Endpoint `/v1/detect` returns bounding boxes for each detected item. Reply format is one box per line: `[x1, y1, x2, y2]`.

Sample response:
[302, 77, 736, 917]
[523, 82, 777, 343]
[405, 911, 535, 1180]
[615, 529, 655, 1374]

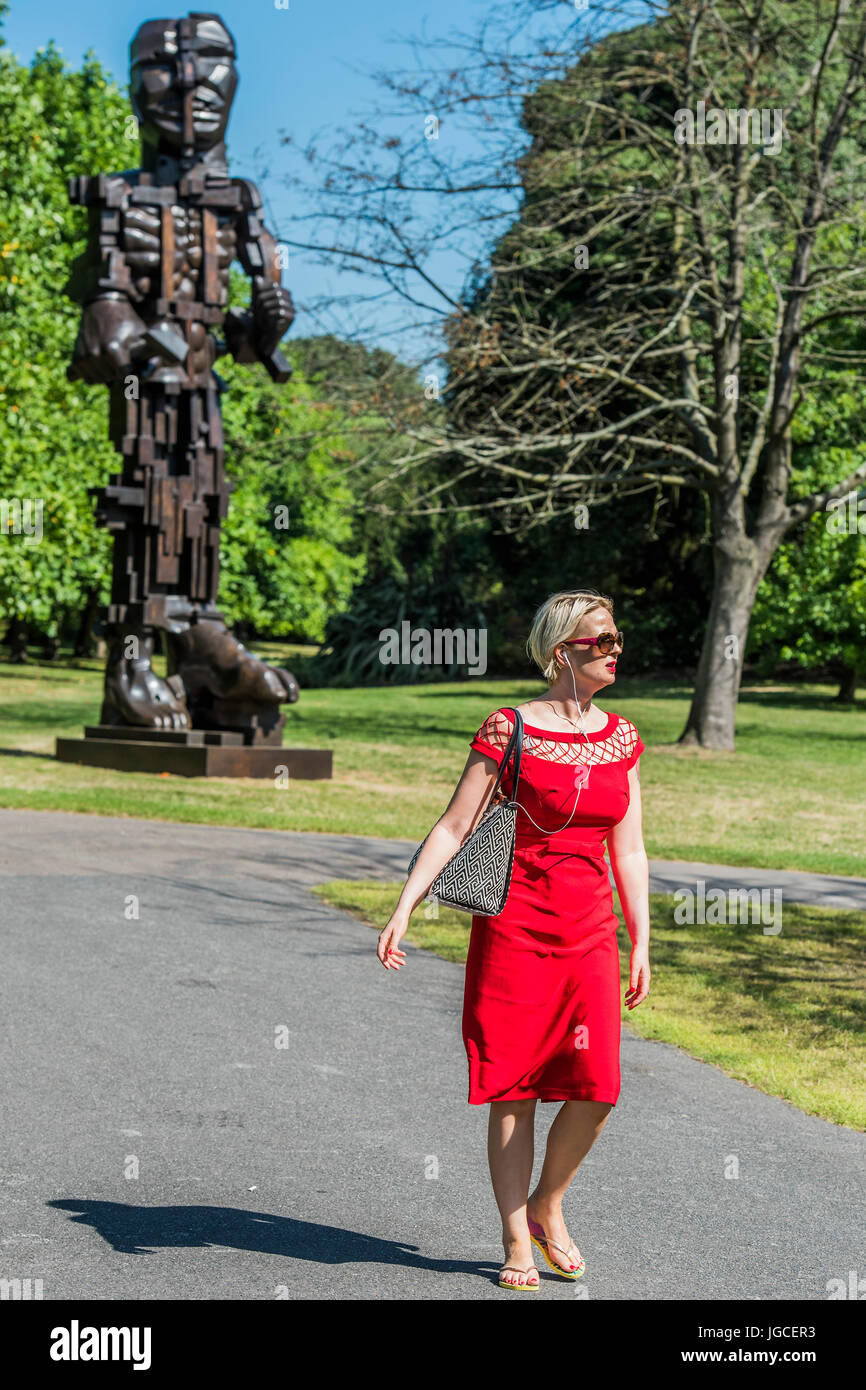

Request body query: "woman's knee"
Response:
[491, 1097, 537, 1119]
[561, 1098, 613, 1121]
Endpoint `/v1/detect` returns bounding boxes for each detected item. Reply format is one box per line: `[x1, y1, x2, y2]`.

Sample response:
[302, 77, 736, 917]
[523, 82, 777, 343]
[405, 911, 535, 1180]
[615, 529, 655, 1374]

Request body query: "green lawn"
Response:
[0, 656, 864, 875]
[312, 881, 866, 1131]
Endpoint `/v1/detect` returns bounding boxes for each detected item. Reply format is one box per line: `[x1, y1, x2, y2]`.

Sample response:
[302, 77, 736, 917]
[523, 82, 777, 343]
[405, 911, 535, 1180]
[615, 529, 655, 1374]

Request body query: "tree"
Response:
[217, 340, 365, 643]
[751, 430, 866, 700]
[282, 0, 866, 746]
[285, 334, 497, 683]
[0, 27, 129, 645]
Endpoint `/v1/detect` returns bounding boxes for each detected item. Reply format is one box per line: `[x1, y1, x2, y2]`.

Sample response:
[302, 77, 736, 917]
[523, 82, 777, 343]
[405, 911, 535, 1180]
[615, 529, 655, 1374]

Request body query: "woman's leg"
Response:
[527, 1099, 612, 1271]
[488, 1097, 539, 1287]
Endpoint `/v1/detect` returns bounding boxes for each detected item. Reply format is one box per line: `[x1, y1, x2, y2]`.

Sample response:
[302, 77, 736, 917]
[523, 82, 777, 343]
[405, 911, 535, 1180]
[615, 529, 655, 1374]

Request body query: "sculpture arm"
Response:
[66, 174, 148, 384]
[67, 297, 150, 384]
[225, 178, 294, 377]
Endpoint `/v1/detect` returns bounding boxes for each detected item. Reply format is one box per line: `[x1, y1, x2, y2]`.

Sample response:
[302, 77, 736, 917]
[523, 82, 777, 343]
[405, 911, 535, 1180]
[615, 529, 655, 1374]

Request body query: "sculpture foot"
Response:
[166, 617, 299, 713]
[101, 627, 191, 730]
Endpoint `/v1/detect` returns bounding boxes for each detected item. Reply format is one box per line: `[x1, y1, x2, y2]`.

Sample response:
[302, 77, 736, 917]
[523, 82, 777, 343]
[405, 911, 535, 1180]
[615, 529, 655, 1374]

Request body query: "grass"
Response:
[311, 881, 866, 1131]
[0, 656, 864, 874]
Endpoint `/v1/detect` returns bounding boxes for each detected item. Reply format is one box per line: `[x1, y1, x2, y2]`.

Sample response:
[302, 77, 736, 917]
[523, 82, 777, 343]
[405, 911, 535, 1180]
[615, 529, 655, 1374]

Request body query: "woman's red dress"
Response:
[461, 707, 645, 1106]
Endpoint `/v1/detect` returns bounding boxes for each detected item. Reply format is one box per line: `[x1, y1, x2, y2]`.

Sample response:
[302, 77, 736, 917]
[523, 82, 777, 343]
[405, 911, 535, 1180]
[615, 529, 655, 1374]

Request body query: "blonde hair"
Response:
[526, 589, 615, 684]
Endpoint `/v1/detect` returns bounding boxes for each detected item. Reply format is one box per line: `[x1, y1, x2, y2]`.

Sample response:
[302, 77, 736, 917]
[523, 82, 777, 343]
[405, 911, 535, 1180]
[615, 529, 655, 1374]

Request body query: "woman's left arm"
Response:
[607, 761, 651, 1009]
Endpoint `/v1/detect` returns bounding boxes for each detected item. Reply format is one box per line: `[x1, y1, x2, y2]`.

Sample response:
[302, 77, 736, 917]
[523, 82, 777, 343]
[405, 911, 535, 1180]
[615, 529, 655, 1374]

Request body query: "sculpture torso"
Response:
[123, 201, 236, 297]
[77, 169, 260, 389]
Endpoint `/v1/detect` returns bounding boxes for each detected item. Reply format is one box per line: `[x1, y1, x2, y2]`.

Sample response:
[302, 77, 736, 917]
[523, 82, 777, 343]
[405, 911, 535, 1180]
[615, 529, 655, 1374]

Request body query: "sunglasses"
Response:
[563, 630, 624, 656]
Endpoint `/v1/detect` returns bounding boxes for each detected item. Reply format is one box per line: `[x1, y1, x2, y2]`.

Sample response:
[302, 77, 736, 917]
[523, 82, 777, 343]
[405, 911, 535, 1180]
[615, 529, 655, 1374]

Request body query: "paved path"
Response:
[3, 808, 861, 906]
[0, 809, 863, 1300]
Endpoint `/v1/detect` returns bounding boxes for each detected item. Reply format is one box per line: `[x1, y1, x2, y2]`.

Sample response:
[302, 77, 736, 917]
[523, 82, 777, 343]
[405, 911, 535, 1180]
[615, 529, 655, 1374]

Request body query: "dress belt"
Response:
[515, 838, 607, 862]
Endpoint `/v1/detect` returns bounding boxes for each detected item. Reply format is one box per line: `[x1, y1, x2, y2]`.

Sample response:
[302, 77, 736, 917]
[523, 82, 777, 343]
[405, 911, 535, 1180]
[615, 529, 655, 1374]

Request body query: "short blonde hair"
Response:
[526, 589, 615, 684]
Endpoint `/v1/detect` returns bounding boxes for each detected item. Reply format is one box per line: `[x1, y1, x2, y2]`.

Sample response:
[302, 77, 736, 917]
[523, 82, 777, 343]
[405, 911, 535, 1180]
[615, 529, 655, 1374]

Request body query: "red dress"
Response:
[461, 707, 645, 1106]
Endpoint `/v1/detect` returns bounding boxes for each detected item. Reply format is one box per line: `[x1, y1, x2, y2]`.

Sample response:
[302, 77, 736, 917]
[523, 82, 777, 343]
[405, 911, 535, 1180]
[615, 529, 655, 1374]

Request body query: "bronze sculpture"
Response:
[64, 11, 305, 755]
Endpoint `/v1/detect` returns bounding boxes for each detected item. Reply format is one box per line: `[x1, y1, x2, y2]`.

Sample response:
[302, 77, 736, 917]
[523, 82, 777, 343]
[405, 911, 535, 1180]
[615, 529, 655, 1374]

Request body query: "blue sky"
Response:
[1, 0, 593, 360]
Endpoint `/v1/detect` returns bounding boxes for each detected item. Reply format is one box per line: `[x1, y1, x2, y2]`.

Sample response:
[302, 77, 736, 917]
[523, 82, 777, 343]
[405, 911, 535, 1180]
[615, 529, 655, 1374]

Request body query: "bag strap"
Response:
[487, 707, 523, 803]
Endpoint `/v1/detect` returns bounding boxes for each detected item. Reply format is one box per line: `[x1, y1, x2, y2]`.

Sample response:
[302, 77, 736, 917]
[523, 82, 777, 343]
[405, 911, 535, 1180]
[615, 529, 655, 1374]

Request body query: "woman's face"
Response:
[560, 608, 620, 688]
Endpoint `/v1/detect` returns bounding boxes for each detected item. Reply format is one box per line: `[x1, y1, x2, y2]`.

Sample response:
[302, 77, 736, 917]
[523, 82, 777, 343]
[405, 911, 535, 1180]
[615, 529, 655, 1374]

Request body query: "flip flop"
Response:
[498, 1261, 539, 1291]
[527, 1214, 586, 1280]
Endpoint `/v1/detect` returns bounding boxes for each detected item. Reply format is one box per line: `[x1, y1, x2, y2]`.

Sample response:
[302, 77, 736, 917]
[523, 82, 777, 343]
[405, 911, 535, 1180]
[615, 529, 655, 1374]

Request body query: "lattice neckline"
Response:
[475, 707, 639, 769]
[501, 709, 619, 742]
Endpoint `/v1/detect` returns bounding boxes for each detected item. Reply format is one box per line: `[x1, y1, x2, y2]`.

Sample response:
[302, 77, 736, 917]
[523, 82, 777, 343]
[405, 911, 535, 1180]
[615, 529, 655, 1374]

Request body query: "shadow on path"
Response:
[49, 1199, 492, 1280]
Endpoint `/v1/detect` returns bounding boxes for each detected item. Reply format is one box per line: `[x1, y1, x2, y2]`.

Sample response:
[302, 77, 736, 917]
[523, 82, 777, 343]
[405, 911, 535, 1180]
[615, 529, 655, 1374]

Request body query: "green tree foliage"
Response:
[217, 344, 364, 642]
[288, 333, 435, 575]
[0, 29, 129, 638]
[752, 519, 866, 698]
[752, 392, 866, 698]
[286, 334, 496, 683]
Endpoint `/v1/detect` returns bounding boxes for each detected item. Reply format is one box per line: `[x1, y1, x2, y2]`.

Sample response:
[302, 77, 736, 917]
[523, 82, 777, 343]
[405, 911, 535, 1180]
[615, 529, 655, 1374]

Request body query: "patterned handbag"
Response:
[407, 708, 524, 916]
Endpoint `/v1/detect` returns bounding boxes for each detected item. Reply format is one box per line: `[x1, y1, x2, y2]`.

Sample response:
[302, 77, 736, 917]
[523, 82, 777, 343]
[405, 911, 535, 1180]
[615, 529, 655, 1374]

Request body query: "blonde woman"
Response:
[378, 590, 651, 1291]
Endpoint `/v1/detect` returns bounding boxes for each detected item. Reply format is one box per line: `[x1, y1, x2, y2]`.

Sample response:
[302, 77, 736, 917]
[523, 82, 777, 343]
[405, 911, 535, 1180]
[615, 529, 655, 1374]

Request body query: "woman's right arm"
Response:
[376, 748, 501, 971]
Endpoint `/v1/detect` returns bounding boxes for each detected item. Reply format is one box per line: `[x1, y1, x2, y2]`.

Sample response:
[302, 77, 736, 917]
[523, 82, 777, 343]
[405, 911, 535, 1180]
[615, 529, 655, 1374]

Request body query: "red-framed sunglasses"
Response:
[563, 630, 624, 656]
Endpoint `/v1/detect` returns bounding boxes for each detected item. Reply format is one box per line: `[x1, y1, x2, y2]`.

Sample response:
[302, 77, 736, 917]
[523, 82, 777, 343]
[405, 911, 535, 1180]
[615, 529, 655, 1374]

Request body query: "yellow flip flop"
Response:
[498, 1262, 539, 1291]
[527, 1215, 586, 1279]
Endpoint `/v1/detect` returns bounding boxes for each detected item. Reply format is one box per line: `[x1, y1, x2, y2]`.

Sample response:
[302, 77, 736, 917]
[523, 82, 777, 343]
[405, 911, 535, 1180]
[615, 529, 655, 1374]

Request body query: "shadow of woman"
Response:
[49, 1199, 491, 1280]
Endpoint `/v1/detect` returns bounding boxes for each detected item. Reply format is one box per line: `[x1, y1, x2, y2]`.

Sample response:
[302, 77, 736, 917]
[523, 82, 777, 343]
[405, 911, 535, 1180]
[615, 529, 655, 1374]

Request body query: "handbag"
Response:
[407, 708, 524, 917]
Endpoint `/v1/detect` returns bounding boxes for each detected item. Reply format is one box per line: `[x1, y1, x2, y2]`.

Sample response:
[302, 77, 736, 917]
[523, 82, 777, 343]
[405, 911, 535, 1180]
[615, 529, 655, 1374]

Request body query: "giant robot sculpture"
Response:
[60, 12, 322, 775]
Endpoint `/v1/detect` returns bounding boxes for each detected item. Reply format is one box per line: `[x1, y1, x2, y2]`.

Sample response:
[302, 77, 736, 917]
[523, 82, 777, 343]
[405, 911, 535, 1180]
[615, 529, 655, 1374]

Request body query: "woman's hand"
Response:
[377, 912, 409, 971]
[374, 748, 501, 975]
[625, 946, 651, 1009]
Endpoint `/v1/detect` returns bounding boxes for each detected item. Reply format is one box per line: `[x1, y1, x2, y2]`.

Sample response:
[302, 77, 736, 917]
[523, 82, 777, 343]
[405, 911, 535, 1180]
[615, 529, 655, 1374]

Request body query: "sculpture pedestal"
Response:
[55, 726, 332, 779]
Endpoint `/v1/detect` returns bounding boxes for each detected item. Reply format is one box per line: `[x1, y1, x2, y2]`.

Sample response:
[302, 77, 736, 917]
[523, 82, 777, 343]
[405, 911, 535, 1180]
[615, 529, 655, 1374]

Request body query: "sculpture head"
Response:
[130, 12, 238, 161]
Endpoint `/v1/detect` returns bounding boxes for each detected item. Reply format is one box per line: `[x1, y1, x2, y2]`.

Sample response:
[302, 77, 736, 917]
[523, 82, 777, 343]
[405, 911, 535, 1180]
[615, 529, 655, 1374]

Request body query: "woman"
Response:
[377, 590, 651, 1291]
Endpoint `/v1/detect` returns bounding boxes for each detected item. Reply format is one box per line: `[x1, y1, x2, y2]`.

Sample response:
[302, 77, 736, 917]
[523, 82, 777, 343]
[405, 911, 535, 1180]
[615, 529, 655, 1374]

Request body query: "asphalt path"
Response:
[0, 808, 863, 1300]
